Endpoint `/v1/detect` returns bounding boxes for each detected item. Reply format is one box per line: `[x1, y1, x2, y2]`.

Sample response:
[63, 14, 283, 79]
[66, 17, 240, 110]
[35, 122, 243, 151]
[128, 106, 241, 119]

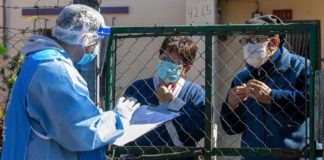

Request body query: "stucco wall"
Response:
[4, 0, 186, 26]
[102, 0, 186, 26]
[3, 0, 323, 68]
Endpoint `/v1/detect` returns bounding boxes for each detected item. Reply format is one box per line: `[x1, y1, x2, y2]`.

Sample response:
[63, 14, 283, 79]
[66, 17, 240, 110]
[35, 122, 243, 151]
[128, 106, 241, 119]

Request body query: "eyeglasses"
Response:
[160, 56, 184, 65]
[239, 36, 269, 45]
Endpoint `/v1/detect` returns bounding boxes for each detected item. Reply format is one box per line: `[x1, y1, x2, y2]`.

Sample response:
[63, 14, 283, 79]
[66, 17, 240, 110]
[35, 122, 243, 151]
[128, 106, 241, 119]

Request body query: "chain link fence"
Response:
[105, 24, 322, 159]
[0, 27, 30, 106]
[0, 2, 69, 109]
[0, 3, 323, 159]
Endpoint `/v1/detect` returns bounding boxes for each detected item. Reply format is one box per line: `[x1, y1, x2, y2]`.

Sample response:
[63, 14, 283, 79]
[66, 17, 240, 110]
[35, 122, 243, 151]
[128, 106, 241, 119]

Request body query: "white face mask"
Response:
[243, 41, 271, 68]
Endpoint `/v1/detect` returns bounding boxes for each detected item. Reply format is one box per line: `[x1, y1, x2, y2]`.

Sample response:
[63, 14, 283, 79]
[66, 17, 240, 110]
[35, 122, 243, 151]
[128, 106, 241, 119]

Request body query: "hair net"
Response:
[52, 4, 106, 46]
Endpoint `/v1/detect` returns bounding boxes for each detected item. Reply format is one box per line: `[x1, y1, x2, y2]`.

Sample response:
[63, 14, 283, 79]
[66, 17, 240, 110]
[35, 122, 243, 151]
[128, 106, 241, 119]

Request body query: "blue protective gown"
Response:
[1, 35, 124, 160]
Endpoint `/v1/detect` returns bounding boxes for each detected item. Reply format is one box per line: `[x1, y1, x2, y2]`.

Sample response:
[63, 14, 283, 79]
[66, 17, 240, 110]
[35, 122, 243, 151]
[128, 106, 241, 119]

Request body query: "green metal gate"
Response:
[103, 23, 321, 159]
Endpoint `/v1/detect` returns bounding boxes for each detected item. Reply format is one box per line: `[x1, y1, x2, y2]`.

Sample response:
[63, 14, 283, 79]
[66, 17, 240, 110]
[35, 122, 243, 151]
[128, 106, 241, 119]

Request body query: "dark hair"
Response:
[73, 0, 102, 11]
[159, 36, 198, 66]
[34, 28, 53, 37]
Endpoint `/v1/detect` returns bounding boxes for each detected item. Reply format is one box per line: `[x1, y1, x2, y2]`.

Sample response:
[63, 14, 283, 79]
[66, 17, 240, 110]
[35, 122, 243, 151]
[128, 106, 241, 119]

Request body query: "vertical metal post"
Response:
[104, 35, 114, 111]
[204, 33, 213, 160]
[309, 23, 318, 160]
[2, 0, 7, 52]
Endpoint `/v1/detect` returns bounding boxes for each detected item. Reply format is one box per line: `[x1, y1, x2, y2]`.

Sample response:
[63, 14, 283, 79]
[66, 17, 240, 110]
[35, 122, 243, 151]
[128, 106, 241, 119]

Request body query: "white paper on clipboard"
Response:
[112, 104, 180, 146]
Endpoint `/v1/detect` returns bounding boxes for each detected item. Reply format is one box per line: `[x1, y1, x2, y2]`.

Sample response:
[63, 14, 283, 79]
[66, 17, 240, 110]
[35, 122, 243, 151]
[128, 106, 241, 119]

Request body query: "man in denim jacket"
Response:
[221, 15, 311, 160]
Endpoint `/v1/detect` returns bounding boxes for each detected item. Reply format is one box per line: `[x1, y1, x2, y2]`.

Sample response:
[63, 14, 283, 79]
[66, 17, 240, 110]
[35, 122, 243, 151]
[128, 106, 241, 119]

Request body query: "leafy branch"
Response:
[0, 44, 24, 118]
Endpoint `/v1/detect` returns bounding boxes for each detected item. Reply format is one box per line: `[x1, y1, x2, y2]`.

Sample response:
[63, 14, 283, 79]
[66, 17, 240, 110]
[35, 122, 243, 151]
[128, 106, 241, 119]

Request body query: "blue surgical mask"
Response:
[155, 60, 182, 84]
[77, 45, 99, 65]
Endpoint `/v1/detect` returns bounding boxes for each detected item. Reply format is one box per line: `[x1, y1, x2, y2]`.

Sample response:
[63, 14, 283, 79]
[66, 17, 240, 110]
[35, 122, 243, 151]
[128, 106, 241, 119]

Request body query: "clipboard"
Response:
[112, 104, 180, 146]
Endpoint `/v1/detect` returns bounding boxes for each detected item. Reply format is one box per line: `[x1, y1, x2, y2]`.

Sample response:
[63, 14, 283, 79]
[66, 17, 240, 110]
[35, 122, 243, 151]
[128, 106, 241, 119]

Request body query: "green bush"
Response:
[0, 45, 24, 119]
[0, 44, 6, 56]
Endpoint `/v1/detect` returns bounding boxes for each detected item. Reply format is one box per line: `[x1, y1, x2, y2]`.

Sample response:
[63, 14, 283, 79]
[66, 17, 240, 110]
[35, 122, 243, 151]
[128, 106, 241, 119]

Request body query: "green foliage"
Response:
[1, 53, 23, 89]
[0, 52, 24, 119]
[7, 74, 17, 89]
[0, 44, 6, 56]
[0, 107, 5, 120]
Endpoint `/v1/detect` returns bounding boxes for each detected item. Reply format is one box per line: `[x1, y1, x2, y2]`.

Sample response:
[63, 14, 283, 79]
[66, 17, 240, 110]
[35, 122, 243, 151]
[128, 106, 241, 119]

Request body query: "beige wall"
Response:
[219, 0, 324, 68]
[102, 0, 186, 26]
[2, 0, 187, 55]
[2, 0, 323, 64]
[5, 0, 186, 27]
[4, 0, 186, 26]
[5, 1, 69, 29]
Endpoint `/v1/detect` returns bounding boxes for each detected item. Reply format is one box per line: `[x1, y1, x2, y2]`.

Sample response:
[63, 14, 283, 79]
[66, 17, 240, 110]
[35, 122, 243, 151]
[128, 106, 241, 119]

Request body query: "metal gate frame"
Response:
[103, 23, 320, 159]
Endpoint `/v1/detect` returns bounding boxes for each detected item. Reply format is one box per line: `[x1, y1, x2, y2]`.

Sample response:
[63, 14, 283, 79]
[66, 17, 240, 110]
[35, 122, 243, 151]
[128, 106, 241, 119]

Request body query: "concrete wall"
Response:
[102, 0, 186, 26]
[2, 0, 323, 64]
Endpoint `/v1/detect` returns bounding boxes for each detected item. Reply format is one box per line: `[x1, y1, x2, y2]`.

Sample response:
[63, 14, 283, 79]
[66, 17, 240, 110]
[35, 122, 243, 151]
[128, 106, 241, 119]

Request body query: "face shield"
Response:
[85, 27, 111, 46]
[74, 26, 111, 71]
[95, 27, 111, 75]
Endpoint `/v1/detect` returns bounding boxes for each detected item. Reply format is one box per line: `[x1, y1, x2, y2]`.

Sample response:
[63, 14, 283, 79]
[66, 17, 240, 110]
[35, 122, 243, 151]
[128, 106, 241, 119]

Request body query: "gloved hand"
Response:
[156, 85, 174, 103]
[114, 97, 140, 120]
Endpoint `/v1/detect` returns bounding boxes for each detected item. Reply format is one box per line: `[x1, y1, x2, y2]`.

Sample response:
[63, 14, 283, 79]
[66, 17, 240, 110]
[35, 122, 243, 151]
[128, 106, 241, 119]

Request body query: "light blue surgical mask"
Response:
[155, 60, 182, 84]
[77, 45, 99, 65]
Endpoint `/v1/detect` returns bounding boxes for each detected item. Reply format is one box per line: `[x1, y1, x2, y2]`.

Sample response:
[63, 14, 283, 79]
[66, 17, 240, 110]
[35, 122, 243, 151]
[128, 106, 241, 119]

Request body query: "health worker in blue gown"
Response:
[1, 4, 139, 160]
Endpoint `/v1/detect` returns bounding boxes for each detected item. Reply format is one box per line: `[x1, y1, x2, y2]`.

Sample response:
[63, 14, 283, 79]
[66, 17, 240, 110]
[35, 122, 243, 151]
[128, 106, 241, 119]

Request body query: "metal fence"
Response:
[315, 70, 324, 144]
[104, 24, 322, 159]
[0, 27, 28, 106]
[0, 7, 323, 158]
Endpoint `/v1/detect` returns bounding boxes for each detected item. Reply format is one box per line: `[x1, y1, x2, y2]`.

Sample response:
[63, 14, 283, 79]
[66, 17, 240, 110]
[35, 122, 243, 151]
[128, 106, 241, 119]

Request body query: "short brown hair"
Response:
[159, 36, 198, 66]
